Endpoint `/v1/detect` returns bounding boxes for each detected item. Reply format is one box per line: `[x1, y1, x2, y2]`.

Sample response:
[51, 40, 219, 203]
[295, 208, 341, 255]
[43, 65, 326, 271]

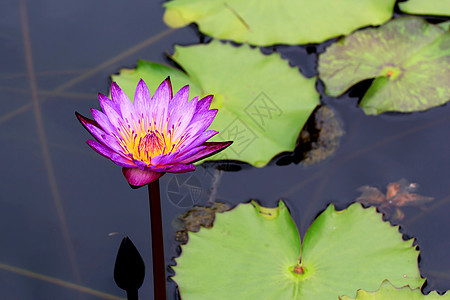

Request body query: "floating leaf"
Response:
[399, 0, 450, 17]
[112, 41, 319, 167]
[173, 201, 424, 299]
[163, 0, 395, 46]
[438, 21, 450, 31]
[318, 16, 450, 115]
[340, 280, 450, 299]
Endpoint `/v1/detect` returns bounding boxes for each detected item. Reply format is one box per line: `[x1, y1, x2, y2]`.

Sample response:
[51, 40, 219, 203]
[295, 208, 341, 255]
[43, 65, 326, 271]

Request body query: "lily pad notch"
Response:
[173, 200, 424, 299]
[318, 16, 450, 115]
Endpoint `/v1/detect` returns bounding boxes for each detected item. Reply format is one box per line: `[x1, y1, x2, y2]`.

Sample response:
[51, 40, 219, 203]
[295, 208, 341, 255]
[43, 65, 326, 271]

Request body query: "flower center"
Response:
[141, 131, 166, 157]
[115, 116, 190, 166]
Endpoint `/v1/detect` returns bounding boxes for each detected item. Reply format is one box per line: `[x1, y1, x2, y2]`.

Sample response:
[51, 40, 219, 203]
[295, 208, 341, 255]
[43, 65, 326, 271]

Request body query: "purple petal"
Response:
[122, 167, 164, 187]
[172, 96, 198, 140]
[111, 82, 136, 125]
[101, 134, 125, 153]
[86, 138, 132, 169]
[98, 93, 120, 115]
[180, 141, 233, 164]
[86, 139, 115, 159]
[78, 114, 105, 139]
[169, 85, 189, 114]
[110, 153, 135, 168]
[186, 109, 218, 137]
[83, 122, 110, 145]
[149, 153, 177, 167]
[179, 130, 219, 151]
[168, 85, 190, 131]
[189, 108, 217, 125]
[171, 145, 207, 163]
[77, 112, 124, 154]
[91, 109, 117, 135]
[98, 93, 124, 129]
[166, 163, 195, 173]
[195, 95, 213, 113]
[132, 158, 151, 171]
[151, 78, 172, 131]
[134, 79, 151, 118]
[76, 112, 100, 130]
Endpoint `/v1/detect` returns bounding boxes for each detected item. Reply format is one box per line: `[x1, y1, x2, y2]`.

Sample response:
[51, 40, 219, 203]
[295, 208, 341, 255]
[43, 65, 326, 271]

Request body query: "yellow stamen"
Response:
[115, 116, 186, 165]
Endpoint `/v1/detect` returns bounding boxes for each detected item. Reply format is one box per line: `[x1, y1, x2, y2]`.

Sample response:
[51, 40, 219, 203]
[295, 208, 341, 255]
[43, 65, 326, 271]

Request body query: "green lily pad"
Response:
[163, 0, 395, 46]
[111, 61, 202, 98]
[173, 202, 424, 299]
[399, 0, 450, 16]
[112, 41, 319, 167]
[438, 21, 450, 31]
[340, 280, 450, 299]
[318, 16, 450, 115]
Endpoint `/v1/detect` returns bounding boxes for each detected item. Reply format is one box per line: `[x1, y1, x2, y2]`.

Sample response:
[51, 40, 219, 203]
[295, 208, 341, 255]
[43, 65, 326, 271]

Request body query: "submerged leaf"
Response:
[318, 16, 450, 115]
[399, 0, 450, 16]
[163, 0, 395, 46]
[356, 179, 433, 222]
[173, 201, 424, 299]
[295, 106, 344, 165]
[340, 280, 450, 299]
[175, 202, 231, 244]
[112, 41, 319, 167]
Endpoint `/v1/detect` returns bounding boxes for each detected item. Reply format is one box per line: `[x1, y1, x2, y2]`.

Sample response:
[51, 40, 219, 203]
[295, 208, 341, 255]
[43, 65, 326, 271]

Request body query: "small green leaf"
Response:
[340, 280, 450, 299]
[399, 0, 450, 16]
[173, 202, 424, 299]
[112, 41, 319, 167]
[318, 16, 450, 115]
[163, 0, 395, 46]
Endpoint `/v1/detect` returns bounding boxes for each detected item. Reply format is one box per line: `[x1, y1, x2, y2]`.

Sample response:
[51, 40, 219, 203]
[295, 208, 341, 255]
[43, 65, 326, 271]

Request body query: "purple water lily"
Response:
[76, 78, 232, 187]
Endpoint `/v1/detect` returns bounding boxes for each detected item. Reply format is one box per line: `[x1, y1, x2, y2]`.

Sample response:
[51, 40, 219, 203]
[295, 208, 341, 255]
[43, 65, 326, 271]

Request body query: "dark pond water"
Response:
[1, 0, 449, 299]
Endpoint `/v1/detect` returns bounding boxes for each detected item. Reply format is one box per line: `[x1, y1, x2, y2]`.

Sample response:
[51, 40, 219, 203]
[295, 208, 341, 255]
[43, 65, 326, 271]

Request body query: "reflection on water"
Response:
[1, 0, 449, 299]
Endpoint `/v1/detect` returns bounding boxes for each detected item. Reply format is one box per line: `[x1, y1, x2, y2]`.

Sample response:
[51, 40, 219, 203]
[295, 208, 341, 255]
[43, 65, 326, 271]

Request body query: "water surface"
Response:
[1, 0, 449, 299]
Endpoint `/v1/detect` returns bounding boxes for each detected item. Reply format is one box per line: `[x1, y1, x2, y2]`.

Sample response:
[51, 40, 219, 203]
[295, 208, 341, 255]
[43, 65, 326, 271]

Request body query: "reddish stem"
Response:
[148, 180, 166, 300]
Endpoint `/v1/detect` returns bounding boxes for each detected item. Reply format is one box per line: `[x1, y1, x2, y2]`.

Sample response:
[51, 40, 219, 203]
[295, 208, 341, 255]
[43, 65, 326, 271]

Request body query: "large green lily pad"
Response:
[111, 61, 202, 99]
[112, 41, 319, 167]
[163, 0, 395, 46]
[340, 280, 450, 299]
[318, 16, 450, 115]
[173, 202, 424, 299]
[399, 0, 450, 16]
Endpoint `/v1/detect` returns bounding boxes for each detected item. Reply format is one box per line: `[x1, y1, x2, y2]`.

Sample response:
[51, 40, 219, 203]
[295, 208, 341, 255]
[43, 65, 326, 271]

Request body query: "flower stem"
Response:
[148, 179, 166, 300]
[126, 289, 138, 300]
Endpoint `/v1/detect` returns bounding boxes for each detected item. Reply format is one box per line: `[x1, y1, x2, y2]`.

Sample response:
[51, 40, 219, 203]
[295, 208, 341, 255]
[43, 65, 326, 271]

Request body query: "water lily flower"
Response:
[76, 78, 232, 187]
